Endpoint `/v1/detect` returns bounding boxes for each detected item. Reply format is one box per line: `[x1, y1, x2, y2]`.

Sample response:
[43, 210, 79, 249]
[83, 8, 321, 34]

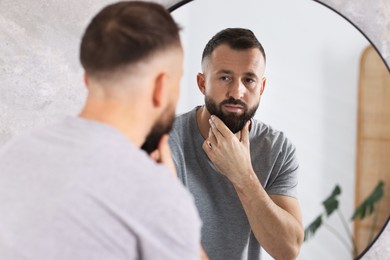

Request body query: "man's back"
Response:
[0, 117, 201, 260]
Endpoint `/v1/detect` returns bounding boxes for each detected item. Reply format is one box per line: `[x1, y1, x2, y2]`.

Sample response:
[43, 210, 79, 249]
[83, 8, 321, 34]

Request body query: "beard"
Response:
[141, 106, 175, 154]
[205, 96, 259, 133]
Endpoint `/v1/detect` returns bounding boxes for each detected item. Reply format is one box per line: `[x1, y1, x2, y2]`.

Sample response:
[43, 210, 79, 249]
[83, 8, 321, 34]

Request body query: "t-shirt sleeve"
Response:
[265, 137, 299, 198]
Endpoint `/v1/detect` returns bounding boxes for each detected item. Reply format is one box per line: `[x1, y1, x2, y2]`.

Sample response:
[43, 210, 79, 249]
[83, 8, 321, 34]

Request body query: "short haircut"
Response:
[201, 28, 266, 64]
[80, 1, 181, 78]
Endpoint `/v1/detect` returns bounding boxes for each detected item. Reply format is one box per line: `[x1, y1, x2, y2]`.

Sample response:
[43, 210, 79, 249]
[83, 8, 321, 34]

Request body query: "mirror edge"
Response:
[353, 216, 390, 260]
[168, 0, 193, 12]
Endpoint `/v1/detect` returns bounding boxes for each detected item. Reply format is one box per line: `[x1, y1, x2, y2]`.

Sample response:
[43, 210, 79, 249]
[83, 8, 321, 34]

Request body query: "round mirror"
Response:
[0, 0, 388, 258]
[170, 0, 390, 259]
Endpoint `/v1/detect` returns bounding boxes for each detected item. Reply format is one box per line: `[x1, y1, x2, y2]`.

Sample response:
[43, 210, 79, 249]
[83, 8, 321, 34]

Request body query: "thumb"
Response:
[157, 135, 170, 162]
[157, 135, 177, 176]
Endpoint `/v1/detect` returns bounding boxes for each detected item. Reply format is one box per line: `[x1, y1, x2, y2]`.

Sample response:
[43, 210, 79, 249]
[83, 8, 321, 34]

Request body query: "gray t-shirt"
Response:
[169, 107, 299, 260]
[0, 117, 201, 260]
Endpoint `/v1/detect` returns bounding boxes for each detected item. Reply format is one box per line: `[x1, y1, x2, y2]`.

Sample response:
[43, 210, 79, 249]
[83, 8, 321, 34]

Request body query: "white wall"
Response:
[171, 0, 369, 259]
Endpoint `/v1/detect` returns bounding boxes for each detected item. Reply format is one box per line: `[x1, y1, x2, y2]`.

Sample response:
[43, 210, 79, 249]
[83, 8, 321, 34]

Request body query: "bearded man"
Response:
[169, 28, 304, 260]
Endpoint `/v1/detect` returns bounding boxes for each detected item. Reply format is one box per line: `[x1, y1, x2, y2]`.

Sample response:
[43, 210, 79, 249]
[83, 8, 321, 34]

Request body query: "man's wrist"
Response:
[229, 169, 258, 192]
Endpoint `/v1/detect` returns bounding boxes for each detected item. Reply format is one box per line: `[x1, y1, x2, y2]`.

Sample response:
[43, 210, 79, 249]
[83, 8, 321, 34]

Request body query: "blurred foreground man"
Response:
[169, 28, 304, 260]
[0, 2, 202, 259]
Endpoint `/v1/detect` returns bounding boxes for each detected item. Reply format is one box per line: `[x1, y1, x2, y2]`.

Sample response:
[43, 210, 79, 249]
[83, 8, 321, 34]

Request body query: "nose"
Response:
[228, 79, 245, 99]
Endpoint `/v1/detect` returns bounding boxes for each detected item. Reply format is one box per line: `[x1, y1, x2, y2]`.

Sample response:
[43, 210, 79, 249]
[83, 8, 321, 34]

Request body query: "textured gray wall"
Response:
[315, 0, 390, 70]
[0, 0, 388, 144]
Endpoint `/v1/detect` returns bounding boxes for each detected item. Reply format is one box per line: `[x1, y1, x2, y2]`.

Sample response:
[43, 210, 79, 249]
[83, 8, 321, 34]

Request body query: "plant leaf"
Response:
[351, 181, 384, 220]
[304, 215, 323, 241]
[322, 185, 341, 216]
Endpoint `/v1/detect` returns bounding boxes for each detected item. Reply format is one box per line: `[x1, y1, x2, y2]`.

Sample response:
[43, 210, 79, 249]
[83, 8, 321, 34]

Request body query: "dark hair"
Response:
[201, 28, 266, 64]
[80, 1, 181, 77]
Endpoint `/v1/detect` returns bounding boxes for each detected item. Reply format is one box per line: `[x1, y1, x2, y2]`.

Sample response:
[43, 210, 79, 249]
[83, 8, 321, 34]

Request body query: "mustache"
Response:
[220, 97, 248, 108]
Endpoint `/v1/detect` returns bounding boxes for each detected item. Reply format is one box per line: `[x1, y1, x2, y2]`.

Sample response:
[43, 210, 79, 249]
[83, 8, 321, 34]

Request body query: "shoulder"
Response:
[171, 109, 196, 131]
[169, 108, 197, 144]
[249, 120, 299, 196]
[71, 158, 201, 258]
[78, 145, 201, 233]
[249, 119, 297, 158]
[0, 118, 65, 155]
[104, 151, 199, 220]
[251, 119, 293, 144]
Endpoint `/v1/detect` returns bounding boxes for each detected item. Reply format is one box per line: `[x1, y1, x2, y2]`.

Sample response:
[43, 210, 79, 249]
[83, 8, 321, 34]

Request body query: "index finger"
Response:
[210, 115, 234, 137]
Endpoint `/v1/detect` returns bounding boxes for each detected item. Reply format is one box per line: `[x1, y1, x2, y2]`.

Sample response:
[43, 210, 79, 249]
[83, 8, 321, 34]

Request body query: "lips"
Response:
[223, 104, 244, 113]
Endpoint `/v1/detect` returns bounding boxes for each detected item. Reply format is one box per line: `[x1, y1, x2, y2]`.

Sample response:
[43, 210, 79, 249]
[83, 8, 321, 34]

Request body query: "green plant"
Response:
[304, 180, 385, 258]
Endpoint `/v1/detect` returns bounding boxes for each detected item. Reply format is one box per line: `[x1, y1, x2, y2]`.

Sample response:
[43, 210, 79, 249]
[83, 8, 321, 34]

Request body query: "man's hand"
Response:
[149, 134, 177, 176]
[202, 115, 253, 185]
[200, 245, 209, 260]
[203, 115, 304, 259]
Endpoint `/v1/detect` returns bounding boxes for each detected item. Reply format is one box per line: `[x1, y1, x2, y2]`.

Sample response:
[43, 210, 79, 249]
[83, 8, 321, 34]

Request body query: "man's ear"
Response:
[197, 73, 206, 95]
[152, 72, 167, 108]
[83, 72, 89, 88]
[260, 77, 267, 95]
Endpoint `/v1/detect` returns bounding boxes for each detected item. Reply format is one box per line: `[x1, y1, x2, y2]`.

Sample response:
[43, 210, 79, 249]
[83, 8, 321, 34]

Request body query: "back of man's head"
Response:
[80, 1, 181, 80]
[201, 28, 266, 64]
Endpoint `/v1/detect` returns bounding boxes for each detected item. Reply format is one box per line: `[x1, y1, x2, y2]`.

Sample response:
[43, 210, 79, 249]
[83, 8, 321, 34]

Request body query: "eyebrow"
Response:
[243, 72, 258, 79]
[216, 69, 258, 79]
[216, 69, 234, 75]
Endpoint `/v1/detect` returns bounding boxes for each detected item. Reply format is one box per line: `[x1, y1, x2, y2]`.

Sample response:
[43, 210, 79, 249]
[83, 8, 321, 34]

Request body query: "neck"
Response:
[79, 99, 148, 148]
[196, 106, 211, 140]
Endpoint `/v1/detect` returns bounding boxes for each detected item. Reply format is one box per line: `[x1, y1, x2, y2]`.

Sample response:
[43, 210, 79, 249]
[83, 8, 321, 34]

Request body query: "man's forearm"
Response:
[232, 171, 304, 260]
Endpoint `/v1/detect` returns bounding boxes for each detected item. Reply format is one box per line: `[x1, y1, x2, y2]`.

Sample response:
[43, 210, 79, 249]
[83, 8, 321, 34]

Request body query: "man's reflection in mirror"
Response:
[169, 28, 304, 260]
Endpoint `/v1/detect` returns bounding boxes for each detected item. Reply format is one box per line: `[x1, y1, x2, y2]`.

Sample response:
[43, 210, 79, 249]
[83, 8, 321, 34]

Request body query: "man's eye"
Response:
[245, 78, 255, 83]
[220, 76, 231, 81]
